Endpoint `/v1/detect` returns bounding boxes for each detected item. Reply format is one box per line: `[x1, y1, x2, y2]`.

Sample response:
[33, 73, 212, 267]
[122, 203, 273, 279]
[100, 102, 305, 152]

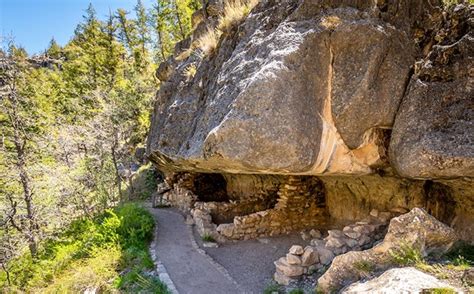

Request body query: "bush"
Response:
[1, 202, 166, 293]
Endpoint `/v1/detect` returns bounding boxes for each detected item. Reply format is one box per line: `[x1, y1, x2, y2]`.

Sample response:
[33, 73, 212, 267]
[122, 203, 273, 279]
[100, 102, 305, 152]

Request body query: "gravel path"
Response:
[148, 207, 240, 294]
[194, 228, 310, 293]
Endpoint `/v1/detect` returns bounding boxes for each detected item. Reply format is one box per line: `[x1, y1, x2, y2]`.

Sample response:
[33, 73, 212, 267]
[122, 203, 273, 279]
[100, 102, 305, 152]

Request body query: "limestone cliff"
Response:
[147, 0, 473, 241]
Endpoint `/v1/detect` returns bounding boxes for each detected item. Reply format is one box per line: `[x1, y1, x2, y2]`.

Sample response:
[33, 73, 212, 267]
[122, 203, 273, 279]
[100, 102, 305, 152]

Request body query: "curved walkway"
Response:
[148, 207, 241, 294]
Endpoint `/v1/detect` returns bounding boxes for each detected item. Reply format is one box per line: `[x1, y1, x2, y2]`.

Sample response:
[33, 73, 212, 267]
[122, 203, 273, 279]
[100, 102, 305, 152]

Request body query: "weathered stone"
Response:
[301, 247, 319, 266]
[202, 241, 218, 248]
[216, 223, 234, 237]
[369, 209, 379, 217]
[342, 267, 459, 293]
[274, 257, 304, 277]
[311, 238, 325, 247]
[289, 245, 304, 255]
[389, 3, 473, 179]
[325, 236, 345, 249]
[315, 246, 335, 265]
[328, 230, 344, 238]
[318, 208, 458, 292]
[344, 238, 359, 248]
[377, 212, 392, 223]
[309, 229, 322, 239]
[274, 270, 293, 286]
[462, 268, 474, 287]
[343, 229, 362, 240]
[286, 253, 302, 265]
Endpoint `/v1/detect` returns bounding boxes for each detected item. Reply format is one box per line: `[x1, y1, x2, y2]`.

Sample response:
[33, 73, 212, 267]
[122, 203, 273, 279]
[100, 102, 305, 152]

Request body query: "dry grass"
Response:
[194, 0, 259, 57]
[183, 63, 197, 80]
[218, 0, 259, 32]
[196, 27, 222, 56]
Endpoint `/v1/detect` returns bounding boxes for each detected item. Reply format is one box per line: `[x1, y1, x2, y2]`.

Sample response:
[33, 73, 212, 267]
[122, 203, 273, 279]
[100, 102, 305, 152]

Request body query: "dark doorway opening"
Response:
[192, 173, 229, 202]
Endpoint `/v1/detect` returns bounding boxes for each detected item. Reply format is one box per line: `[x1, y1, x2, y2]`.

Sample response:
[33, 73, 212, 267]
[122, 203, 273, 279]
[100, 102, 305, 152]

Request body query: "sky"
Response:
[1, 0, 153, 55]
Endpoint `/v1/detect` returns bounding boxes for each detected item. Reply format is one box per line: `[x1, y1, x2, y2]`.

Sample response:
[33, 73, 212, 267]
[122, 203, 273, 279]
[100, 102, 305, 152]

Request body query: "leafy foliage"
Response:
[1, 0, 201, 291]
[0, 203, 167, 293]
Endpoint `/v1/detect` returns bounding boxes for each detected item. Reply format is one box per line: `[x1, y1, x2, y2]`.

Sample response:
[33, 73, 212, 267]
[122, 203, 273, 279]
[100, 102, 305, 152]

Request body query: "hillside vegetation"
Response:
[0, 0, 200, 291]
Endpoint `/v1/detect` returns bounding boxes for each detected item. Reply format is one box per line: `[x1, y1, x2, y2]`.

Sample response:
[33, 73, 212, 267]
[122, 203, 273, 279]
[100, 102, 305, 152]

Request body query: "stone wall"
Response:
[216, 176, 327, 240]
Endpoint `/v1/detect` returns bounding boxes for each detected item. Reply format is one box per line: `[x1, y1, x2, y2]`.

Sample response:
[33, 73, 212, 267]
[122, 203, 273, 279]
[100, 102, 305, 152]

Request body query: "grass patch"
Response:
[217, 0, 259, 32]
[0, 203, 168, 293]
[289, 288, 305, 294]
[421, 288, 457, 294]
[196, 28, 222, 56]
[263, 282, 282, 294]
[446, 243, 474, 266]
[353, 260, 375, 274]
[390, 243, 425, 267]
[201, 233, 216, 242]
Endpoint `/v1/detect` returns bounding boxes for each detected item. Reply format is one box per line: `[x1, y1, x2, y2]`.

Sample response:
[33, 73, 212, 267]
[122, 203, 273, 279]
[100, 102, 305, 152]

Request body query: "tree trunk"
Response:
[111, 130, 123, 202]
[174, 2, 186, 40]
[9, 96, 38, 257]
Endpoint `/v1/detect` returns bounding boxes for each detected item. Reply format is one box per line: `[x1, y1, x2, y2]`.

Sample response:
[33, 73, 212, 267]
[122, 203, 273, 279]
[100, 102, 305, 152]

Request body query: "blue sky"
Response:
[1, 0, 153, 55]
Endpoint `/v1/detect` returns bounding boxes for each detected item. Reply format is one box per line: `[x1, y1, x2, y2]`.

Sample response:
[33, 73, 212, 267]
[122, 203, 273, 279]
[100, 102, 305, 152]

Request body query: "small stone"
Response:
[274, 257, 304, 277]
[370, 209, 380, 217]
[325, 236, 345, 248]
[378, 212, 392, 223]
[185, 215, 194, 225]
[289, 245, 304, 255]
[286, 253, 302, 265]
[356, 221, 369, 225]
[344, 238, 359, 248]
[301, 230, 312, 241]
[344, 230, 362, 239]
[216, 223, 235, 237]
[311, 238, 326, 247]
[358, 235, 372, 246]
[353, 225, 370, 234]
[202, 242, 218, 248]
[274, 271, 293, 286]
[328, 230, 343, 238]
[310, 229, 322, 239]
[301, 247, 319, 266]
[389, 207, 409, 215]
[315, 246, 335, 265]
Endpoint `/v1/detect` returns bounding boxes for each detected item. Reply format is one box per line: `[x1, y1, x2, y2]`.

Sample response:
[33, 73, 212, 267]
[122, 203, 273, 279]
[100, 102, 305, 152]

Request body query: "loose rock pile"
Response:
[274, 209, 394, 285]
[318, 208, 458, 292]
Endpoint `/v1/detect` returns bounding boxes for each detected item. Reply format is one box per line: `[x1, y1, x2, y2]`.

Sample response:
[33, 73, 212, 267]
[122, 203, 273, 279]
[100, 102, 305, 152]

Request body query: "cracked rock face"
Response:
[147, 0, 472, 179]
[147, 0, 425, 175]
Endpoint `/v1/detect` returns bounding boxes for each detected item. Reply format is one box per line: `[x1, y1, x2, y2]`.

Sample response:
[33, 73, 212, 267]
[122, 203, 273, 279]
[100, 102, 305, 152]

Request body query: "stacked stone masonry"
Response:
[274, 209, 393, 285]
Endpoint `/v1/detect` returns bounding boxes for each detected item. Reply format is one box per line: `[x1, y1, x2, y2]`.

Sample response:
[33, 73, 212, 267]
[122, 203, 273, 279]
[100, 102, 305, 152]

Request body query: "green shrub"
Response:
[353, 260, 375, 273]
[390, 243, 425, 266]
[115, 203, 155, 246]
[201, 234, 216, 242]
[289, 288, 305, 294]
[1, 202, 165, 293]
[263, 282, 281, 294]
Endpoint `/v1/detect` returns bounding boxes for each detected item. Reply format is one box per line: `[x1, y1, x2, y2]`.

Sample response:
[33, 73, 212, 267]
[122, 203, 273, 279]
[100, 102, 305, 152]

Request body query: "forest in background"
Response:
[0, 0, 200, 292]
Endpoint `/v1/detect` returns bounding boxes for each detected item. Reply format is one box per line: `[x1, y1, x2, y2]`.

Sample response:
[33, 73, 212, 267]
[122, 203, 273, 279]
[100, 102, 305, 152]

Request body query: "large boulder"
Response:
[342, 267, 458, 293]
[146, 0, 444, 176]
[317, 208, 457, 292]
[390, 4, 474, 179]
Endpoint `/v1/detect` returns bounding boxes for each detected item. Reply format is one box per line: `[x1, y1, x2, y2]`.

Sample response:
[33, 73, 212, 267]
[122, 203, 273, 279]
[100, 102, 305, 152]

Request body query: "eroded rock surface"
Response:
[147, 0, 445, 175]
[342, 267, 458, 294]
[317, 208, 457, 292]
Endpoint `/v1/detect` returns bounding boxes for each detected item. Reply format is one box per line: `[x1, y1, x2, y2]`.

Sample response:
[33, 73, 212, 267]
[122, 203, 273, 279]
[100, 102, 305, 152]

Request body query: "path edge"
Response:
[150, 221, 180, 294]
